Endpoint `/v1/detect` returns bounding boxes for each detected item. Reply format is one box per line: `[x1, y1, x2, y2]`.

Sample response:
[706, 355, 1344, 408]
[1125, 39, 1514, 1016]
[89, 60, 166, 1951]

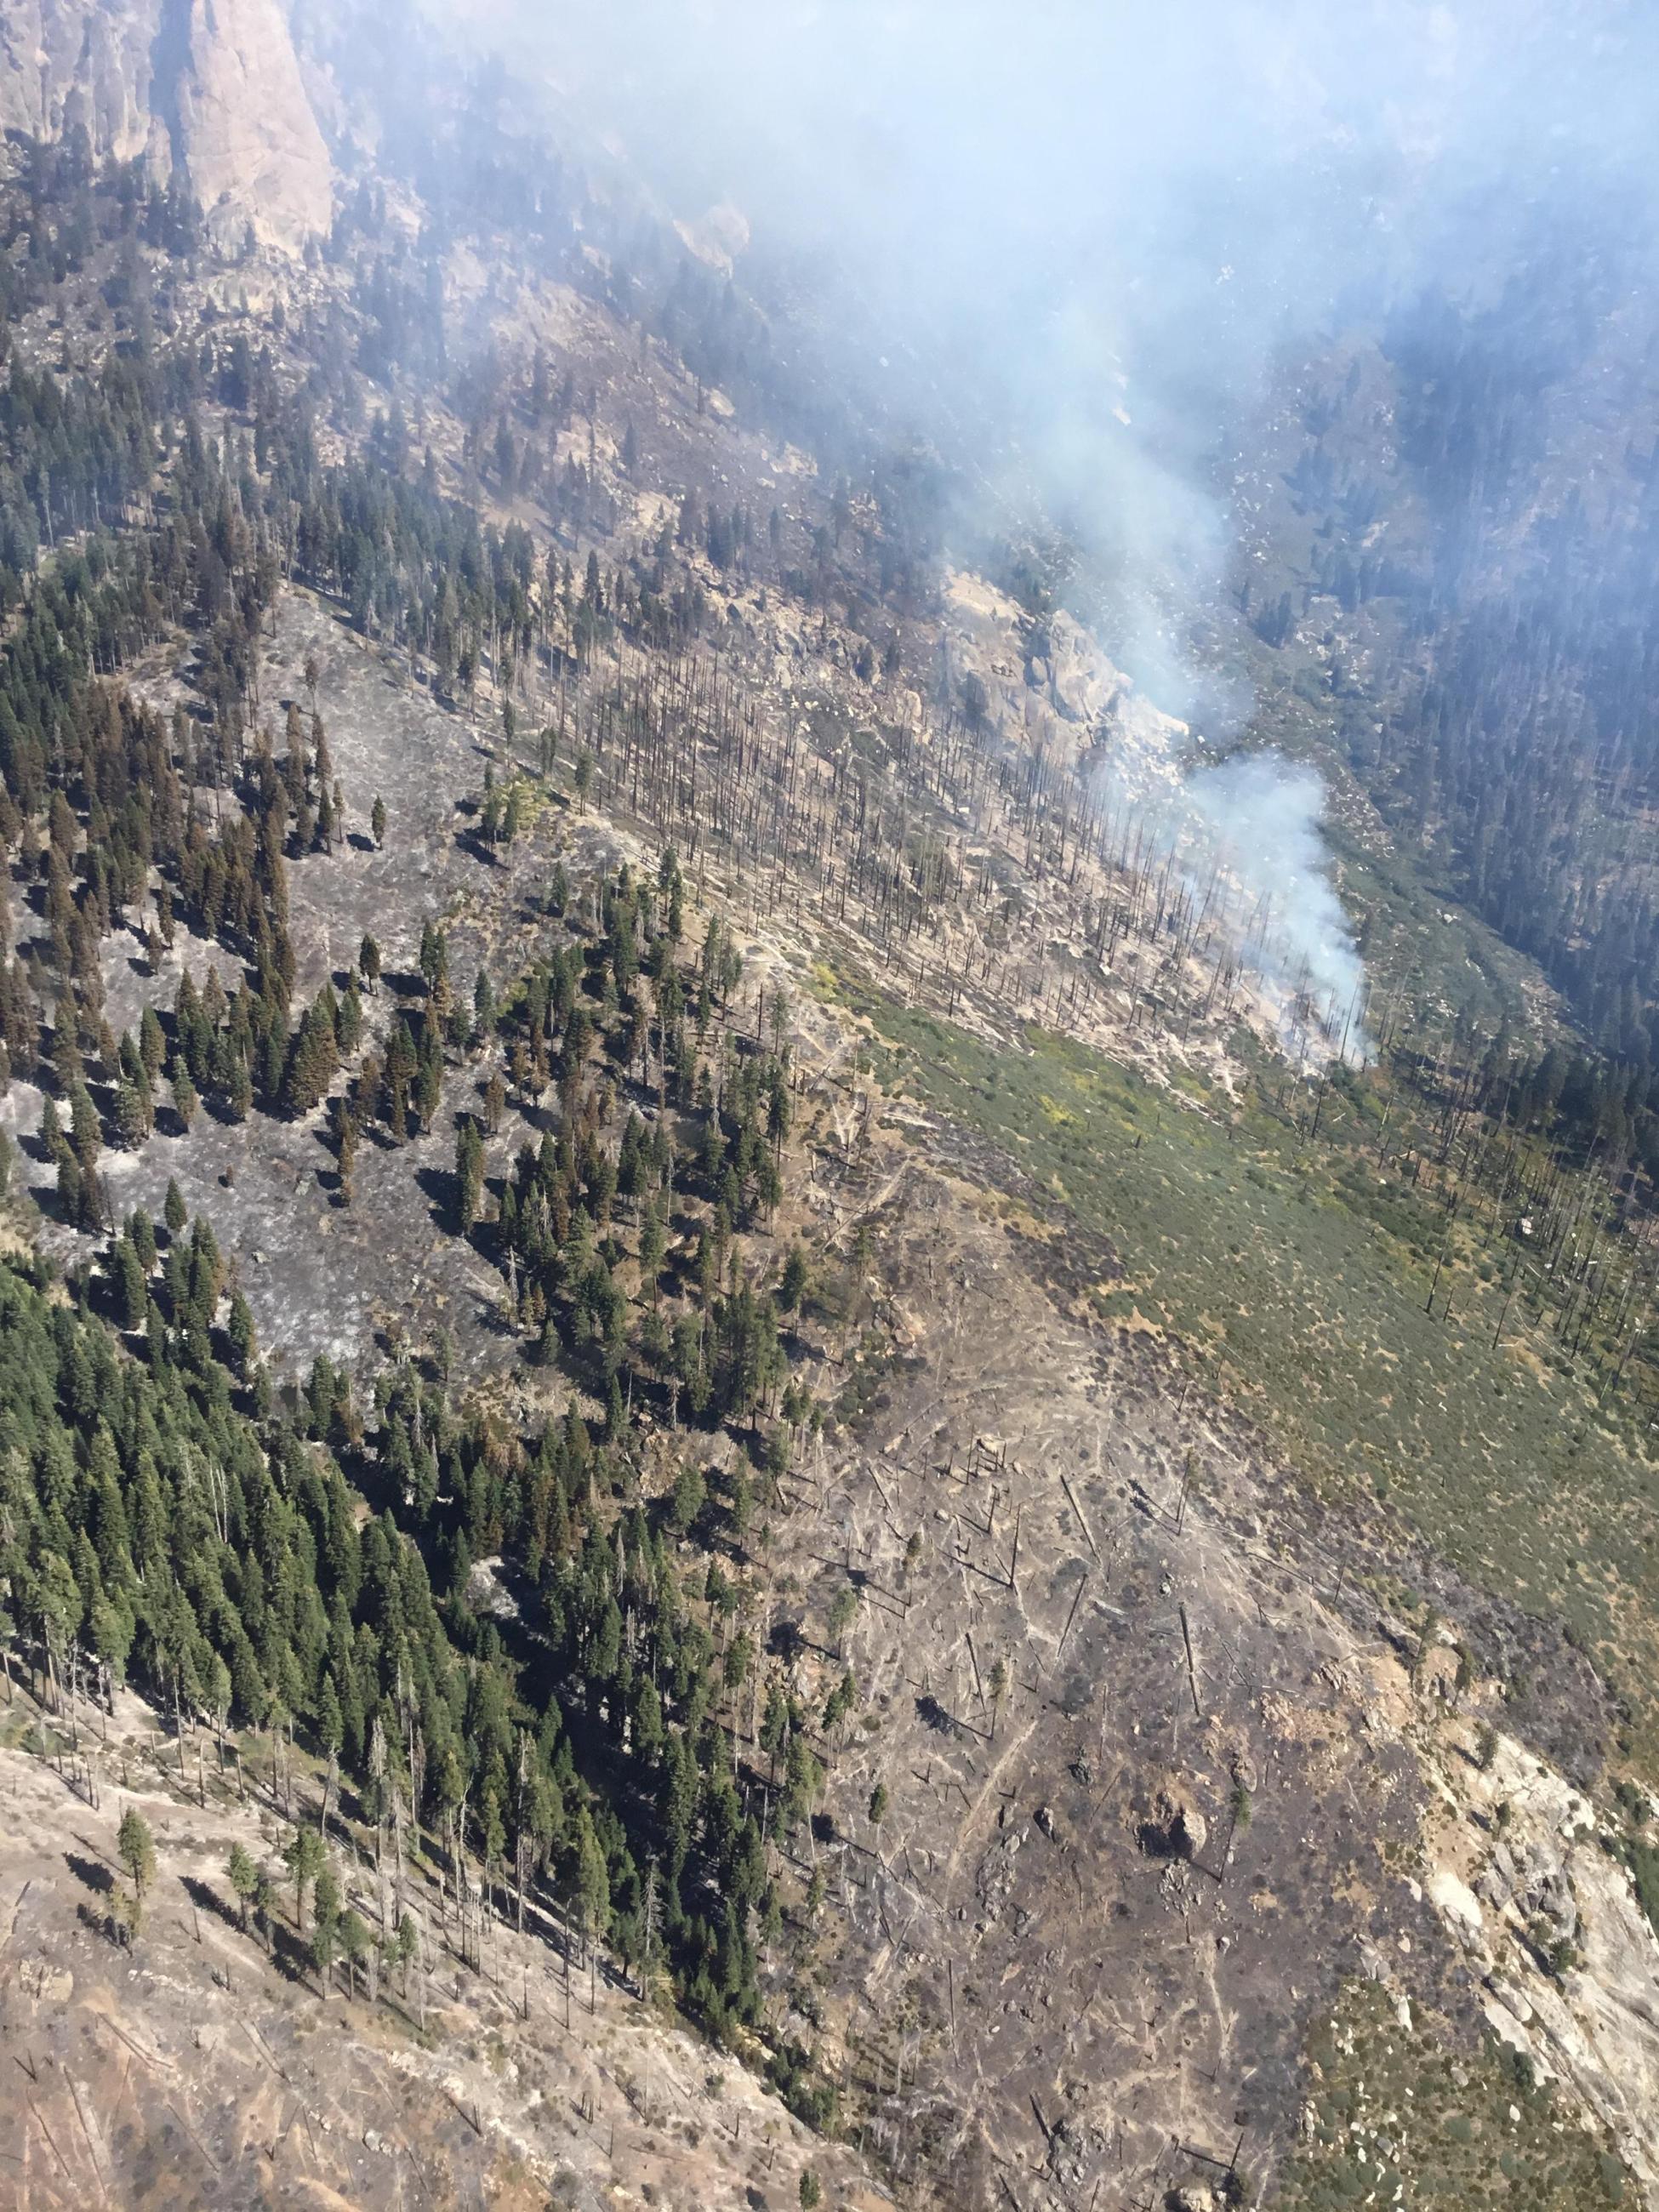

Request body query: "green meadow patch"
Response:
[830, 971, 1659, 1773]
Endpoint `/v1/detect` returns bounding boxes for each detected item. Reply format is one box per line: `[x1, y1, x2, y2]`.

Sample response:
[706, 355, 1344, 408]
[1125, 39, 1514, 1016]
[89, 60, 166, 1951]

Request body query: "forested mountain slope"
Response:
[0, 7, 1654, 2210]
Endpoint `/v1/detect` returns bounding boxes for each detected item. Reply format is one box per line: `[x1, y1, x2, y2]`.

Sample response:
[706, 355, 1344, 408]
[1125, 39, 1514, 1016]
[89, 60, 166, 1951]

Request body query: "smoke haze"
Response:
[430, 0, 1659, 1050]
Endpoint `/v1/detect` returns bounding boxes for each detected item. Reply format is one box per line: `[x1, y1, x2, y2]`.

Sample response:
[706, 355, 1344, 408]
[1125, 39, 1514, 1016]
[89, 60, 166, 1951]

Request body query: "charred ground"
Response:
[0, 16, 1655, 2212]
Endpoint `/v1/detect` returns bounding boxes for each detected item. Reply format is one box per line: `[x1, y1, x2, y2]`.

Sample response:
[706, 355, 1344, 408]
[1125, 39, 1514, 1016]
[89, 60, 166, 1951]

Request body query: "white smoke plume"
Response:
[415, 0, 1659, 1051]
[1180, 756, 1370, 1060]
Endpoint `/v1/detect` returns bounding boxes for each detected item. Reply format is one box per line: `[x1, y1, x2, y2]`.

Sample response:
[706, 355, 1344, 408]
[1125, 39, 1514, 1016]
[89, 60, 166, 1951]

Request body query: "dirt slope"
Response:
[0, 1719, 883, 2210]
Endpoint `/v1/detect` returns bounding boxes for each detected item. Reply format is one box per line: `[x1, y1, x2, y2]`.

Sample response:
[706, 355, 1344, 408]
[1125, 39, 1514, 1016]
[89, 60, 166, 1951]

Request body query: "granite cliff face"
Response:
[0, 0, 332, 248]
[168, 0, 334, 248]
[0, 0, 159, 162]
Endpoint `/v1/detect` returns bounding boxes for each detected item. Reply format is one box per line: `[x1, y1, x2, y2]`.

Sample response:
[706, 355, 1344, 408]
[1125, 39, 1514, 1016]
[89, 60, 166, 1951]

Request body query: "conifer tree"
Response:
[226, 1842, 258, 1930]
[117, 1809, 157, 1932]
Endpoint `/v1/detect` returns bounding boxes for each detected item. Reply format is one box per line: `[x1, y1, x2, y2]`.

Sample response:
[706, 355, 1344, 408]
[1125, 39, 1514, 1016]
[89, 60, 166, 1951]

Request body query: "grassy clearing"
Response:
[819, 970, 1659, 1773]
[1274, 1979, 1629, 2211]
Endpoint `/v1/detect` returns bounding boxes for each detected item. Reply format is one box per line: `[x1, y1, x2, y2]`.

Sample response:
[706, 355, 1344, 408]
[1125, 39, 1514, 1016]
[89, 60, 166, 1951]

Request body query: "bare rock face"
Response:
[674, 200, 751, 276]
[172, 0, 333, 250]
[0, 0, 332, 250]
[0, 0, 161, 158]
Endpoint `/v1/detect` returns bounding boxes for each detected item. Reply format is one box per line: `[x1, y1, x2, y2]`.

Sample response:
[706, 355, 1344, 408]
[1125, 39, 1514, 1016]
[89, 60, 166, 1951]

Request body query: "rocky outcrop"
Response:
[1423, 1726, 1659, 2207]
[0, 0, 159, 159]
[0, 0, 332, 250]
[169, 0, 333, 250]
[674, 201, 751, 276]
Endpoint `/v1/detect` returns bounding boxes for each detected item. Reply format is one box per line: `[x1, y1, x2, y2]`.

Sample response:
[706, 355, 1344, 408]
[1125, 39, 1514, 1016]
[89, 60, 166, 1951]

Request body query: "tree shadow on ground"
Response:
[65, 1849, 113, 1896]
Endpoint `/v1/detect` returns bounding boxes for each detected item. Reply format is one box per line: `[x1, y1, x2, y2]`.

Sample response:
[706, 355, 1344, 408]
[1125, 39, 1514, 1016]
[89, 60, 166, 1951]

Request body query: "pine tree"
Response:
[228, 1288, 257, 1377]
[226, 1842, 258, 1930]
[69, 1079, 102, 1171]
[339, 1905, 371, 1999]
[311, 1865, 341, 1995]
[113, 1075, 146, 1149]
[117, 1809, 157, 1932]
[574, 1807, 611, 1965]
[284, 1824, 325, 1934]
[113, 1234, 147, 1329]
[456, 1119, 484, 1232]
[778, 1243, 808, 1314]
[139, 1006, 166, 1081]
[282, 999, 338, 1118]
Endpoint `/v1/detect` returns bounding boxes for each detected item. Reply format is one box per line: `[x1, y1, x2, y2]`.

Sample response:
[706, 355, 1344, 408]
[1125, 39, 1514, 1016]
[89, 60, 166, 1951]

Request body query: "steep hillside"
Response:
[0, 8, 1655, 2211]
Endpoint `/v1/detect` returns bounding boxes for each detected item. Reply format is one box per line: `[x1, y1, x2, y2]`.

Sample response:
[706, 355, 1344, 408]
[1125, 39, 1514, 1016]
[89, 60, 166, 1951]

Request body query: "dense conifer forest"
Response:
[0, 834, 846, 2112]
